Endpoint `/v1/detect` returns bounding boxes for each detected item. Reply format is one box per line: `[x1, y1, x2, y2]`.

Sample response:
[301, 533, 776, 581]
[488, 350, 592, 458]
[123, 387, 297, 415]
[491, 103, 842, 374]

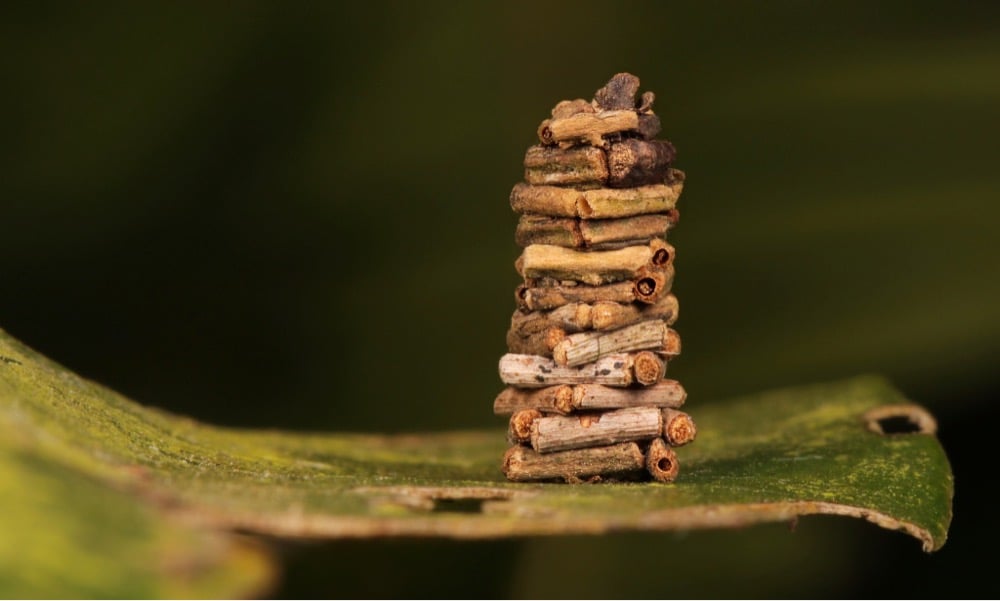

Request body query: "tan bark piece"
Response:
[572, 380, 686, 411]
[493, 381, 686, 416]
[514, 213, 676, 249]
[504, 324, 566, 356]
[579, 212, 676, 245]
[577, 173, 684, 218]
[516, 239, 673, 286]
[510, 176, 684, 219]
[505, 310, 577, 356]
[507, 294, 678, 354]
[538, 110, 640, 148]
[659, 328, 682, 359]
[508, 308, 679, 359]
[493, 385, 575, 416]
[515, 265, 674, 311]
[662, 409, 697, 447]
[514, 214, 584, 248]
[551, 98, 595, 119]
[591, 293, 678, 331]
[509, 303, 594, 339]
[523, 145, 608, 187]
[645, 437, 680, 482]
[632, 266, 671, 305]
[632, 351, 666, 386]
[607, 139, 676, 188]
[502, 441, 646, 482]
[508, 409, 542, 444]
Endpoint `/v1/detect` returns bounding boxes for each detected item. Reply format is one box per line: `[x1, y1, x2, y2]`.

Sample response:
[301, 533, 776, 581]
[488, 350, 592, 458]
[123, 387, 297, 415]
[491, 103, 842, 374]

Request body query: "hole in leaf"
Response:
[876, 415, 922, 434]
[431, 498, 487, 514]
[863, 404, 937, 436]
[354, 486, 524, 514]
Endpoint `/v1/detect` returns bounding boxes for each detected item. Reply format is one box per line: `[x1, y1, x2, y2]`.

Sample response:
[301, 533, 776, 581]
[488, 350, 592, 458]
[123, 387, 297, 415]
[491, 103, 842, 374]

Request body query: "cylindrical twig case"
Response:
[496, 72, 695, 483]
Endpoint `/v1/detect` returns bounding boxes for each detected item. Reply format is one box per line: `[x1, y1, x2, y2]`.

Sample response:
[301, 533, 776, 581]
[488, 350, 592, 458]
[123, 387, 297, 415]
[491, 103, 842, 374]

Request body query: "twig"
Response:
[502, 441, 646, 482]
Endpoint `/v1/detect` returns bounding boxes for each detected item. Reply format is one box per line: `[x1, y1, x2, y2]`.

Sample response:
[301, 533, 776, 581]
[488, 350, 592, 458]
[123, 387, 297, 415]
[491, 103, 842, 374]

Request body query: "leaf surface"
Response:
[0, 328, 952, 596]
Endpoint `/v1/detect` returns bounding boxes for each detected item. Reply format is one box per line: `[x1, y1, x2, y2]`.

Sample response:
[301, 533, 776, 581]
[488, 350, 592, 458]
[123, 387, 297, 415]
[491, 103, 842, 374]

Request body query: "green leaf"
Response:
[0, 327, 952, 597]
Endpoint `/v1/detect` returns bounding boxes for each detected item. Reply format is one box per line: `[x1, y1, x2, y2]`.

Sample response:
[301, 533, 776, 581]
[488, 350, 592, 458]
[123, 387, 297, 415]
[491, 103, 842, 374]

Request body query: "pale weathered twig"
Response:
[552, 320, 676, 367]
[529, 407, 663, 453]
[499, 352, 663, 388]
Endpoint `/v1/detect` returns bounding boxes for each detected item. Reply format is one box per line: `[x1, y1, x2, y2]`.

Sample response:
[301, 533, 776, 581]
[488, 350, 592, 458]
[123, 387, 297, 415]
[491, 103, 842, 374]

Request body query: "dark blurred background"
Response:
[2, 1, 998, 597]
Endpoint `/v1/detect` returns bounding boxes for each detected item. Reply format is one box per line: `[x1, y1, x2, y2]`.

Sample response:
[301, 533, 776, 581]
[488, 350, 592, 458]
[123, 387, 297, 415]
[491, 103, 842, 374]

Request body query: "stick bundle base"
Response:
[501, 438, 685, 483]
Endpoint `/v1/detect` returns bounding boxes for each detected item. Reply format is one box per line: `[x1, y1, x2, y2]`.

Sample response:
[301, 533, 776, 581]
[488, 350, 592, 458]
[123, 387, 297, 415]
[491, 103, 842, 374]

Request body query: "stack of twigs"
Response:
[495, 73, 695, 483]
